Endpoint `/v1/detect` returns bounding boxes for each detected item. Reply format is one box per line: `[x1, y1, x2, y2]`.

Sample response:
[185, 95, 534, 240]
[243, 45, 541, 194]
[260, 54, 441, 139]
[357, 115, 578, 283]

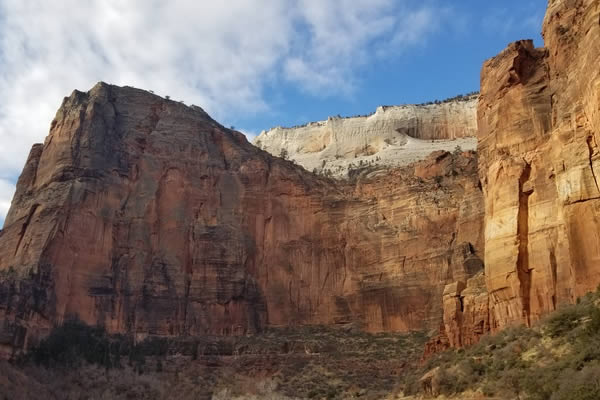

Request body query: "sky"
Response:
[0, 0, 546, 227]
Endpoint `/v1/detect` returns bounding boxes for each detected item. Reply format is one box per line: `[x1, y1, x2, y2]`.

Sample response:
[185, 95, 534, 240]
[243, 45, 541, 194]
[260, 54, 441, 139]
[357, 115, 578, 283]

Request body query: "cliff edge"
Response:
[0, 83, 484, 357]
[254, 96, 477, 177]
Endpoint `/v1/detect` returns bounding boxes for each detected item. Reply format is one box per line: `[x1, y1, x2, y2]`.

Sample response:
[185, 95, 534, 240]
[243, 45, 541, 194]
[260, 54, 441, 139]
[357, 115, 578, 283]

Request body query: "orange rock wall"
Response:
[478, 0, 600, 332]
[0, 83, 484, 355]
[3, 0, 597, 358]
[431, 0, 600, 349]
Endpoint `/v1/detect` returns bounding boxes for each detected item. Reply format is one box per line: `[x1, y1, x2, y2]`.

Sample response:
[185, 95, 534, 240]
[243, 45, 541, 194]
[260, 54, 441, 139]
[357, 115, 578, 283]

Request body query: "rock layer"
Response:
[0, 83, 484, 356]
[254, 98, 477, 177]
[439, 0, 600, 347]
[480, 0, 600, 331]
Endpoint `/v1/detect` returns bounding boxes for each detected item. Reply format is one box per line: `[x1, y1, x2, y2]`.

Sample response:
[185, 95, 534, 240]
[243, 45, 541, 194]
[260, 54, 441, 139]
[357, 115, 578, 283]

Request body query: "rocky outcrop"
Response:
[442, 273, 489, 348]
[430, 0, 600, 348]
[0, 83, 484, 356]
[423, 272, 489, 356]
[254, 97, 477, 177]
[477, 0, 600, 332]
[5, 0, 596, 360]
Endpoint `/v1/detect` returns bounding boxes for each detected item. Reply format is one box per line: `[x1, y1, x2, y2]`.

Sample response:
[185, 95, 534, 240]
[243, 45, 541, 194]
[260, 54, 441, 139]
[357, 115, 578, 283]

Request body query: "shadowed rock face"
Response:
[435, 0, 600, 348]
[0, 83, 484, 356]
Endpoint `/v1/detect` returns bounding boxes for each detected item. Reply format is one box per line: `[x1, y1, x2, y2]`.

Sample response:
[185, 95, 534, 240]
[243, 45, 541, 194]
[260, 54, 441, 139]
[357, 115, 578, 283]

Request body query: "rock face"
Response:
[438, 0, 600, 347]
[0, 83, 484, 355]
[423, 272, 489, 357]
[4, 0, 596, 359]
[479, 0, 600, 332]
[254, 97, 477, 177]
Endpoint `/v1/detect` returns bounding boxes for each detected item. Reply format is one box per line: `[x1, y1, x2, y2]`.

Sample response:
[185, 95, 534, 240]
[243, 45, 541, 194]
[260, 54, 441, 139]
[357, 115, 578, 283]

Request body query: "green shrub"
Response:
[29, 319, 128, 369]
[551, 363, 600, 400]
[544, 304, 586, 338]
[411, 290, 600, 399]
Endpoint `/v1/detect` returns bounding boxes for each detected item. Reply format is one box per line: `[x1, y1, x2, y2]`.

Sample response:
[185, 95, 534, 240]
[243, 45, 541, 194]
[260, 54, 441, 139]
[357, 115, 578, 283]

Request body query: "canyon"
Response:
[0, 83, 484, 358]
[0, 0, 599, 375]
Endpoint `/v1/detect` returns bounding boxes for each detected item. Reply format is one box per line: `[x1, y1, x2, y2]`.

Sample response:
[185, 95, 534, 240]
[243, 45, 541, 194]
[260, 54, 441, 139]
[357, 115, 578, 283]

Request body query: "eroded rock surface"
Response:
[254, 97, 477, 177]
[431, 0, 600, 348]
[0, 83, 484, 356]
[479, 0, 600, 332]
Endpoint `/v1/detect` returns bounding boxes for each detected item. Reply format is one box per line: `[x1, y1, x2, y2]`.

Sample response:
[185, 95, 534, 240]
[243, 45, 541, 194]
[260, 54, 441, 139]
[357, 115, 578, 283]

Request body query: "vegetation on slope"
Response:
[404, 287, 600, 399]
[3, 323, 427, 400]
[4, 287, 600, 399]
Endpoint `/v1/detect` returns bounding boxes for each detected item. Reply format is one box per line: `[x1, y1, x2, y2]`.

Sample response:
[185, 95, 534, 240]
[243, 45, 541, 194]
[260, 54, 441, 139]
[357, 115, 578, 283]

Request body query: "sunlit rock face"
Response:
[477, 0, 600, 332]
[0, 83, 484, 356]
[253, 97, 478, 177]
[429, 0, 600, 350]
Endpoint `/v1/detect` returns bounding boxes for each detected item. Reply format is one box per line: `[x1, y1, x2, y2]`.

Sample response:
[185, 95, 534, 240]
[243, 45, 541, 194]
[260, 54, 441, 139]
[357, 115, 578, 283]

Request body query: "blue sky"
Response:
[231, 0, 545, 135]
[0, 0, 546, 227]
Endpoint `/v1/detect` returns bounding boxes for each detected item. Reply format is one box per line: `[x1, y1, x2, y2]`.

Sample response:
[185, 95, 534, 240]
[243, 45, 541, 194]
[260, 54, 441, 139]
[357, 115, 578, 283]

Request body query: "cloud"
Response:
[284, 1, 444, 94]
[283, 0, 394, 94]
[0, 179, 16, 228]
[0, 0, 450, 221]
[481, 7, 544, 38]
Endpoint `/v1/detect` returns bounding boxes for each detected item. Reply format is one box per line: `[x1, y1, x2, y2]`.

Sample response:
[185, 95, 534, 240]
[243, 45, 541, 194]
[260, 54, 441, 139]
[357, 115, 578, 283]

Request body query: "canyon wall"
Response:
[437, 0, 600, 347]
[2, 0, 597, 359]
[254, 97, 477, 177]
[480, 0, 600, 331]
[0, 83, 484, 356]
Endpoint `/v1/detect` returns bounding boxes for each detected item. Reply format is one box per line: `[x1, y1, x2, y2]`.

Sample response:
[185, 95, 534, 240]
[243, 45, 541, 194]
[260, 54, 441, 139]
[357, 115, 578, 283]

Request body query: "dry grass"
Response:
[1, 325, 428, 400]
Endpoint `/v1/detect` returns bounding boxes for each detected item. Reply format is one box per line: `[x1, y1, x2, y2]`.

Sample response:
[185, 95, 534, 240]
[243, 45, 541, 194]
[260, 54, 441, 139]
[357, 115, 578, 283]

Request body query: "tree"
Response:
[279, 148, 289, 160]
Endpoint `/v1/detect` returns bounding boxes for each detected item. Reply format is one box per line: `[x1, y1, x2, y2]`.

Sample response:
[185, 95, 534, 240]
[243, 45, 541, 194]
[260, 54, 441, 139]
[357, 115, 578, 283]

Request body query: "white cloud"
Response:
[284, 0, 442, 94]
[0, 0, 450, 221]
[0, 179, 16, 228]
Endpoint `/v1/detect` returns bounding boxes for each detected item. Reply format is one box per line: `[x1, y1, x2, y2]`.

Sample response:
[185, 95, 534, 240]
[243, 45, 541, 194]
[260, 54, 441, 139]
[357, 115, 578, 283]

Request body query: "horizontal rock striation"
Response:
[254, 97, 478, 177]
[0, 83, 484, 356]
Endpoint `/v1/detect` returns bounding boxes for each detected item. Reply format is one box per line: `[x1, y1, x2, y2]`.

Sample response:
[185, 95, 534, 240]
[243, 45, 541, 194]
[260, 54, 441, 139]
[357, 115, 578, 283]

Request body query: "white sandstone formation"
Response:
[253, 96, 478, 177]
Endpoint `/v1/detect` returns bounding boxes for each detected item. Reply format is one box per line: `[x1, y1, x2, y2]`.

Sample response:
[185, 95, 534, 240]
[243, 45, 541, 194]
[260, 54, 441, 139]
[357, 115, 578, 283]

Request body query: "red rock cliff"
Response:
[480, 0, 600, 331]
[436, 0, 600, 349]
[0, 83, 484, 356]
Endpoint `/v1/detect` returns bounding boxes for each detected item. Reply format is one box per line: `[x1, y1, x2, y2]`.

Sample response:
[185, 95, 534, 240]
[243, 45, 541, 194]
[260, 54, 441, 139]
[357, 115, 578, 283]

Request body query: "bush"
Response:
[544, 304, 586, 338]
[412, 290, 600, 399]
[551, 363, 600, 400]
[30, 319, 124, 369]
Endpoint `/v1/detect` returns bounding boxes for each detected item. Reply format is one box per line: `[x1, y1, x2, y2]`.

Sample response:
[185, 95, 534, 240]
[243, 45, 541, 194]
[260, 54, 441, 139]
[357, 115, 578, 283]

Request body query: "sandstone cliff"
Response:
[0, 83, 484, 356]
[437, 0, 600, 347]
[3, 0, 596, 360]
[253, 97, 477, 177]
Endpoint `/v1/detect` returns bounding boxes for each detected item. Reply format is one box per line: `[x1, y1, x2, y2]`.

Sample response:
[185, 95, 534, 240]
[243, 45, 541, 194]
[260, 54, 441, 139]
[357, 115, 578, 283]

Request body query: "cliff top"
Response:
[253, 93, 478, 178]
[260, 92, 479, 133]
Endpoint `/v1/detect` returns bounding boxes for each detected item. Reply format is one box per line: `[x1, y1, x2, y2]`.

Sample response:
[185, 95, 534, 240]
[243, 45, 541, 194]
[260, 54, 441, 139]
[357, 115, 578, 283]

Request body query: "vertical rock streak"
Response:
[0, 83, 484, 354]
